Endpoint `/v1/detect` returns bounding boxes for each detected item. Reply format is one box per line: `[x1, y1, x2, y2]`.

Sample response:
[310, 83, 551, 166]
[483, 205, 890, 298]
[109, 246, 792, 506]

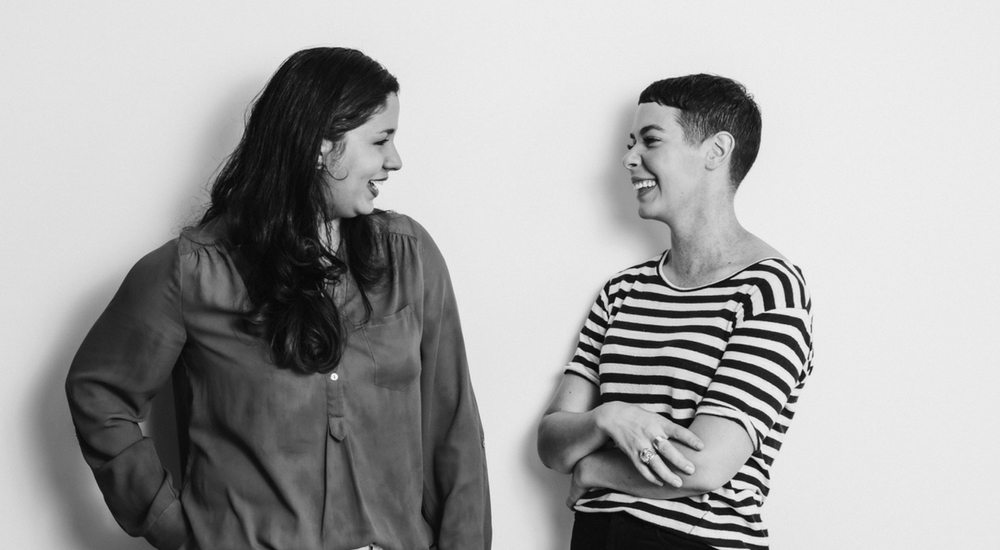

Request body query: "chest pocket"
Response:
[361, 304, 421, 391]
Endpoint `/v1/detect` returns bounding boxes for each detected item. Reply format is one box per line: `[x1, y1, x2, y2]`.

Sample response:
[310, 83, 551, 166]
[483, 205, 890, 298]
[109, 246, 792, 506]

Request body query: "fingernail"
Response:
[684, 465, 694, 474]
[672, 478, 683, 488]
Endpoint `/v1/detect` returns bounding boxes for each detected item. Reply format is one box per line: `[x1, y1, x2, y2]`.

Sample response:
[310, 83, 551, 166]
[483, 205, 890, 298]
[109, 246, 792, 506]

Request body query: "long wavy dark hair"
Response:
[201, 47, 399, 374]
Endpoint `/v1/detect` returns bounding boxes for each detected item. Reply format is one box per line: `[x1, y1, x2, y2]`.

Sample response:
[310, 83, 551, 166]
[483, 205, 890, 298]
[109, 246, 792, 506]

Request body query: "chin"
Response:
[637, 205, 657, 220]
[339, 206, 376, 219]
[637, 205, 670, 224]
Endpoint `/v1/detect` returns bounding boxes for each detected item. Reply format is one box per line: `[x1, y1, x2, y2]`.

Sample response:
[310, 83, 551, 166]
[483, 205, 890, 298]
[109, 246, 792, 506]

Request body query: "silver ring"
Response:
[653, 435, 669, 447]
[638, 447, 656, 464]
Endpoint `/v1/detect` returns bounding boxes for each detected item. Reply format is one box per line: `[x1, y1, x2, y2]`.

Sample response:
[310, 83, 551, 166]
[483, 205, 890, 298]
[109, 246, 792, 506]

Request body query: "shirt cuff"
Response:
[564, 364, 599, 386]
[145, 498, 191, 550]
[695, 404, 760, 450]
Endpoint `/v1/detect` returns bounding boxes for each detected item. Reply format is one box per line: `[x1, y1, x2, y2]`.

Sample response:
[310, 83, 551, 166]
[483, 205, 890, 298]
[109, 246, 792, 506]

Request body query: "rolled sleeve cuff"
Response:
[145, 498, 191, 550]
[696, 404, 760, 451]
[564, 363, 599, 386]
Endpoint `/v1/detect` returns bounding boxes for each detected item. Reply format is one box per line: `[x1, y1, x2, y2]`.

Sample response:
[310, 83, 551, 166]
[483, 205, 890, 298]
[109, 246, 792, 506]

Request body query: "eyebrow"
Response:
[629, 124, 666, 140]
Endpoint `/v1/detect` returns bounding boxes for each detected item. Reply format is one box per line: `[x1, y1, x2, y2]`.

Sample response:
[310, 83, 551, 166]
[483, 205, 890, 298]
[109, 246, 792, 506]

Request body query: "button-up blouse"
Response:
[66, 213, 491, 550]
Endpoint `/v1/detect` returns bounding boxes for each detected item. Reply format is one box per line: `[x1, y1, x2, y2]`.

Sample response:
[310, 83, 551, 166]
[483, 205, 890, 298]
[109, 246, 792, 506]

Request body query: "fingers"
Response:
[635, 445, 682, 488]
[600, 403, 705, 487]
[668, 426, 705, 452]
[567, 465, 590, 508]
[630, 450, 665, 487]
[653, 436, 695, 478]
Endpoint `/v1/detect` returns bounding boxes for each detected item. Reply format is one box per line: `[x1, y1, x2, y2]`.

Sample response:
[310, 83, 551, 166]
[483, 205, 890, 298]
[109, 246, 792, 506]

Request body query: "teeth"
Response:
[632, 179, 656, 190]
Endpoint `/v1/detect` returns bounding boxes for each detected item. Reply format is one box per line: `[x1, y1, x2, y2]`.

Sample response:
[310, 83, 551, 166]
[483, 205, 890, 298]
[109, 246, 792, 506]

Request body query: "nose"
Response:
[622, 148, 640, 171]
[384, 144, 402, 172]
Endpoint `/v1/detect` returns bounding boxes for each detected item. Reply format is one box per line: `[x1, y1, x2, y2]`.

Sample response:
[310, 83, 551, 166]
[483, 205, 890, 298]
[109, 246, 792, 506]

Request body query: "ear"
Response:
[704, 131, 735, 173]
[318, 139, 335, 164]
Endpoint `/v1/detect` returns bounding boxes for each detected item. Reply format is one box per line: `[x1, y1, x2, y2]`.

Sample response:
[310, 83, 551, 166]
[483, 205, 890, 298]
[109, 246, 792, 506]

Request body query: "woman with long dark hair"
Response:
[66, 47, 491, 550]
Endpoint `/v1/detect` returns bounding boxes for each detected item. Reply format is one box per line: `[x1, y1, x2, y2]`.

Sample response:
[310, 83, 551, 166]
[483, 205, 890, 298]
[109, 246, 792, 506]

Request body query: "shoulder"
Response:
[382, 211, 432, 242]
[382, 211, 442, 254]
[605, 251, 666, 292]
[736, 257, 811, 312]
[128, 236, 184, 282]
[126, 220, 236, 294]
[109, 237, 186, 314]
[177, 217, 230, 256]
[126, 224, 223, 282]
[380, 211, 450, 272]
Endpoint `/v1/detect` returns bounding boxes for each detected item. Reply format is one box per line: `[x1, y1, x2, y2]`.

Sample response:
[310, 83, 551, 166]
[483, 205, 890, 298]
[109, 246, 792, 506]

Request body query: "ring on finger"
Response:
[638, 447, 656, 464]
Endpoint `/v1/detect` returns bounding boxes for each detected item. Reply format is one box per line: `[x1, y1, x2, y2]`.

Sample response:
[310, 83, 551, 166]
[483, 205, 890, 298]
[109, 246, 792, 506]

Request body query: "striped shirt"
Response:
[567, 251, 814, 550]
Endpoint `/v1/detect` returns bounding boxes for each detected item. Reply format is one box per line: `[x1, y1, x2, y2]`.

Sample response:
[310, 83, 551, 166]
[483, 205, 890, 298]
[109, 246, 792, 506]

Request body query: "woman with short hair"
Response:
[538, 74, 813, 550]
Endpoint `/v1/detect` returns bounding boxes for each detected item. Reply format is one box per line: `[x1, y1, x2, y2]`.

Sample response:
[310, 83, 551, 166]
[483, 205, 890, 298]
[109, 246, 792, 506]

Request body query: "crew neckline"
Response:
[656, 249, 784, 291]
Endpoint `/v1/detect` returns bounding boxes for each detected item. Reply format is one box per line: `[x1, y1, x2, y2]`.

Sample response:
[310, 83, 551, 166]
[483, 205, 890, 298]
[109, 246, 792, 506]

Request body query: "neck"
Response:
[664, 203, 754, 285]
[322, 218, 342, 253]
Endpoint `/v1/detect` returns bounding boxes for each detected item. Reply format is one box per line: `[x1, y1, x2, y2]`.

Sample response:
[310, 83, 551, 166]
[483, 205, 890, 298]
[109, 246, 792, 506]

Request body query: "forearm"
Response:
[431, 381, 491, 549]
[574, 447, 706, 500]
[68, 351, 190, 547]
[572, 414, 755, 501]
[65, 241, 190, 547]
[538, 375, 706, 479]
[416, 228, 491, 549]
[537, 407, 611, 473]
[434, 441, 491, 549]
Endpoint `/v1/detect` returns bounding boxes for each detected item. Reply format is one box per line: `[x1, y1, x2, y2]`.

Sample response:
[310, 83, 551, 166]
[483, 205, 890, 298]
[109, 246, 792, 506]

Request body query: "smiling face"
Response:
[622, 103, 709, 223]
[320, 93, 402, 220]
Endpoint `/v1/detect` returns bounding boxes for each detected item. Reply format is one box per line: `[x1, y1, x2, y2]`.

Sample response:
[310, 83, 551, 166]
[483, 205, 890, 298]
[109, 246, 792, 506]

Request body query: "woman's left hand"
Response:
[594, 401, 703, 488]
[566, 461, 590, 509]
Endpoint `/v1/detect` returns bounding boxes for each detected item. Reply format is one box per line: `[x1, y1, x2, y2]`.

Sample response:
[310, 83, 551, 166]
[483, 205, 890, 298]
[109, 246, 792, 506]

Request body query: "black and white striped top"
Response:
[567, 252, 814, 550]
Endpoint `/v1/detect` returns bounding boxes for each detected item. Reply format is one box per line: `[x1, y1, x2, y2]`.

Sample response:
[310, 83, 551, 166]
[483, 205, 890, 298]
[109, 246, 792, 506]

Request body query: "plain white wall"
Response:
[3, 1, 999, 548]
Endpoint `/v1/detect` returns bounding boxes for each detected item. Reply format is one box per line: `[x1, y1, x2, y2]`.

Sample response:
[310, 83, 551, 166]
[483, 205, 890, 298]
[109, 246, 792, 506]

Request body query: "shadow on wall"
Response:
[35, 280, 182, 550]
[521, 98, 669, 549]
[31, 82, 250, 550]
[521, 373, 576, 550]
[522, 284, 600, 549]
[602, 100, 669, 260]
[34, 87, 669, 550]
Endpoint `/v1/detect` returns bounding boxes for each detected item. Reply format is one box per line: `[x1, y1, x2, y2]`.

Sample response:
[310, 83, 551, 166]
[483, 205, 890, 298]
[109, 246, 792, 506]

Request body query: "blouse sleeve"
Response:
[414, 225, 492, 550]
[696, 306, 813, 450]
[65, 240, 192, 550]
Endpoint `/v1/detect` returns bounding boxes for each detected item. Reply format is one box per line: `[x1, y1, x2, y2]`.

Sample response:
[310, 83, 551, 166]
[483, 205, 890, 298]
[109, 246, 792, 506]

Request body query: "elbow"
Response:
[681, 461, 739, 494]
[64, 351, 90, 412]
[536, 423, 575, 474]
[538, 450, 574, 475]
[64, 368, 82, 417]
[682, 474, 725, 494]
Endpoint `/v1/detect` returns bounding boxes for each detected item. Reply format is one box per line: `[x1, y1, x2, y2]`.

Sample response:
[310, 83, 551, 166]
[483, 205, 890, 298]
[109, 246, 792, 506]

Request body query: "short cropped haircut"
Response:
[639, 74, 762, 187]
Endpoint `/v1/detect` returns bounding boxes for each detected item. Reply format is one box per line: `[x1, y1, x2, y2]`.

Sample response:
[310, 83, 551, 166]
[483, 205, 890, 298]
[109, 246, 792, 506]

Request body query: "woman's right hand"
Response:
[594, 402, 705, 488]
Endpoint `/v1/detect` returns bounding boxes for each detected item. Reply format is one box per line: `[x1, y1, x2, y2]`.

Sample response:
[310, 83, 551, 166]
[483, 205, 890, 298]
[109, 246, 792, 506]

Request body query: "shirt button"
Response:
[329, 373, 339, 381]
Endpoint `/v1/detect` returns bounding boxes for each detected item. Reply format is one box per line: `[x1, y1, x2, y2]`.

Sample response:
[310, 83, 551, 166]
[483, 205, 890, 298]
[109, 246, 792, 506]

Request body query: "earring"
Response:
[316, 155, 325, 170]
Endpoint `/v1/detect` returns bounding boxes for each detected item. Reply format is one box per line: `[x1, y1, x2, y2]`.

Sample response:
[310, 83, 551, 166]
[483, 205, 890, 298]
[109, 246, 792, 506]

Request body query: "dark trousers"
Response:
[571, 512, 715, 550]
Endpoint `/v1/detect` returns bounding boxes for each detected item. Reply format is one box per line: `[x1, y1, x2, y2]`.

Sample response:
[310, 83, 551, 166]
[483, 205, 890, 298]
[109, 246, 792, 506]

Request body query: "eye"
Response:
[642, 136, 660, 146]
[374, 138, 389, 146]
